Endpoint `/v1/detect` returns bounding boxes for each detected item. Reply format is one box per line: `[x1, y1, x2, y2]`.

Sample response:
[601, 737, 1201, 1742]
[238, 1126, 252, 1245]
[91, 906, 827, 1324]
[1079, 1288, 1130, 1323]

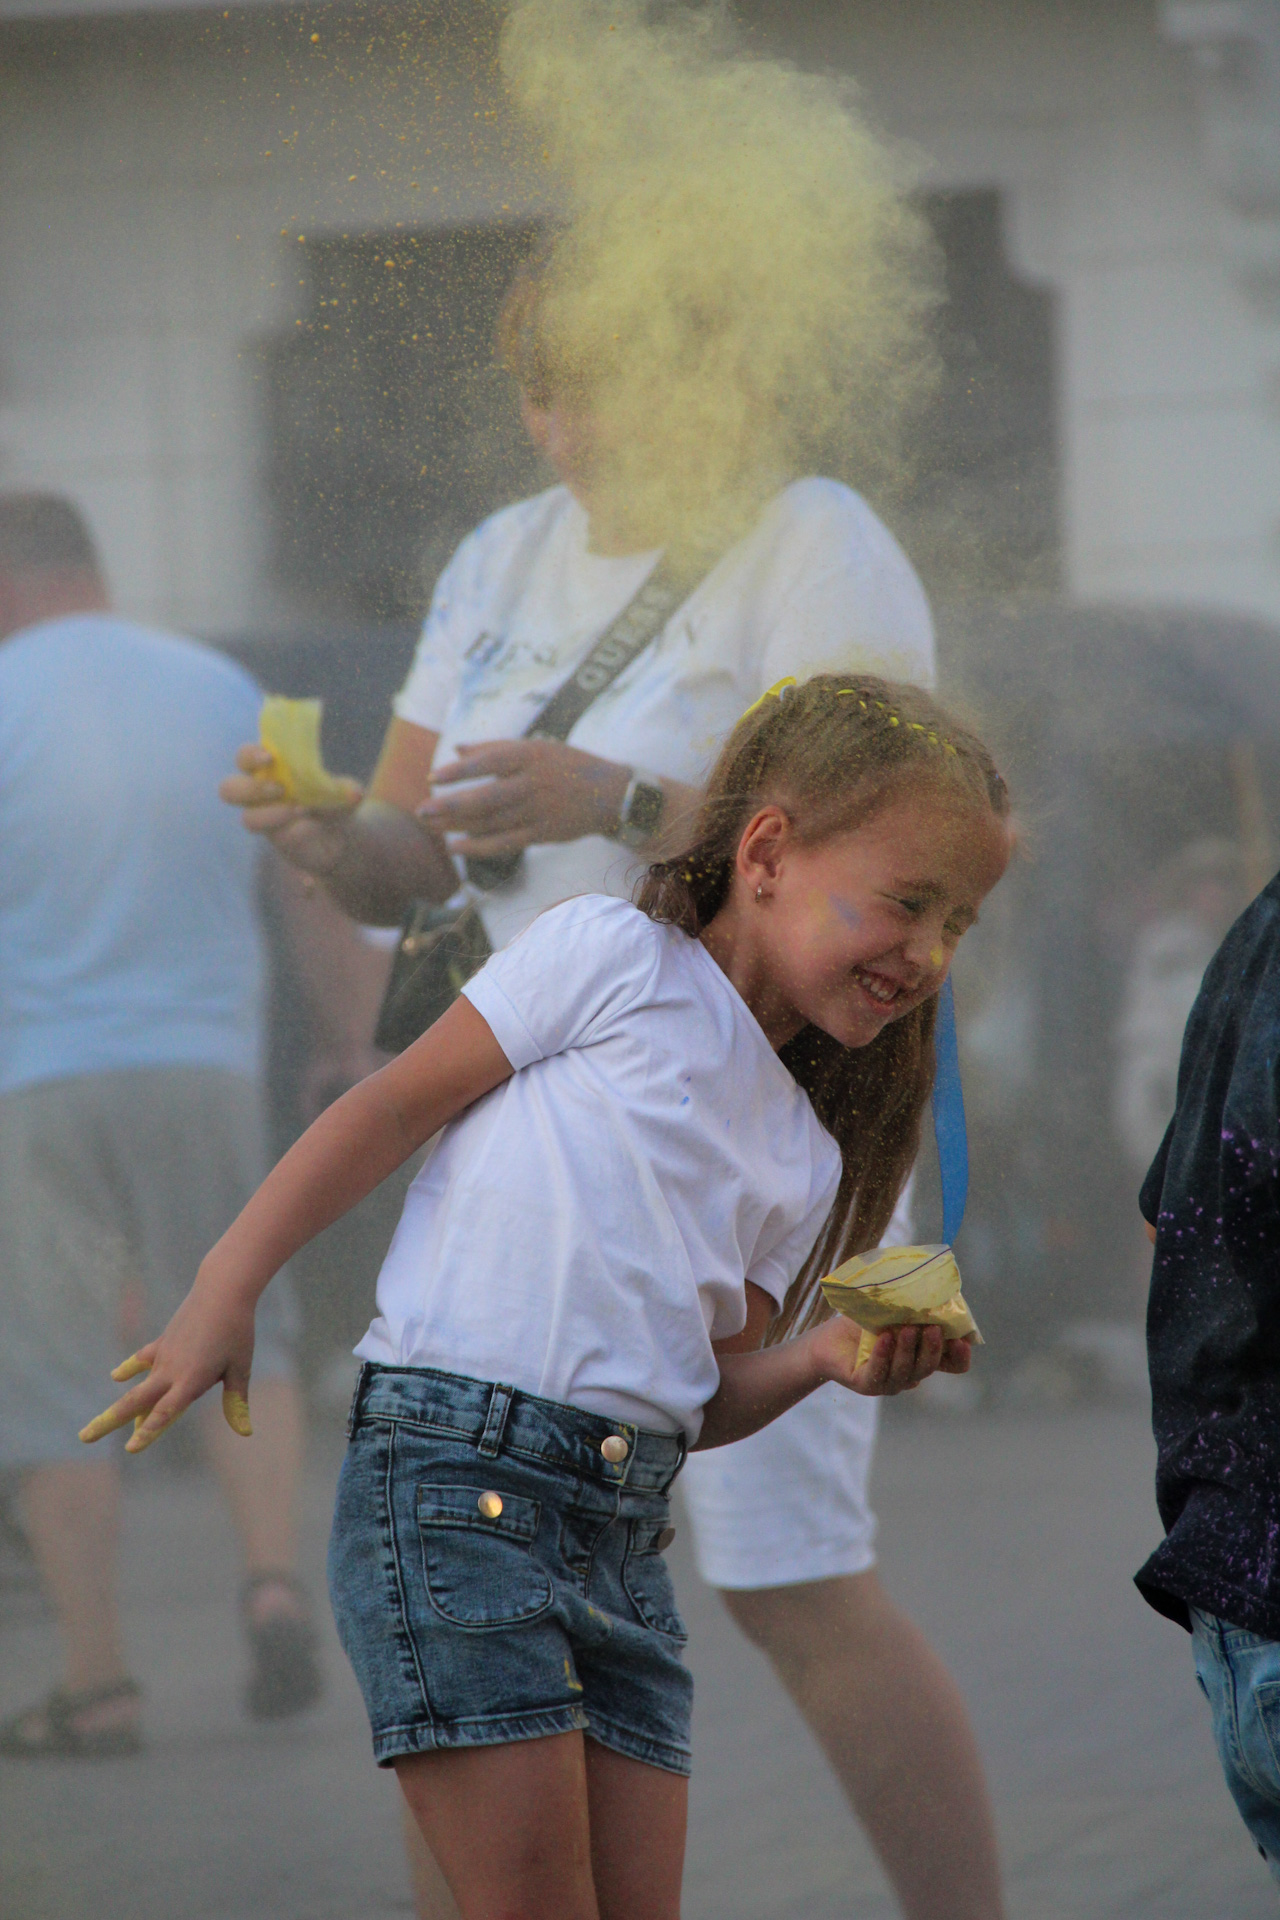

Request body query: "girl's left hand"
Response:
[812, 1316, 973, 1397]
[418, 740, 630, 855]
[78, 1274, 258, 1454]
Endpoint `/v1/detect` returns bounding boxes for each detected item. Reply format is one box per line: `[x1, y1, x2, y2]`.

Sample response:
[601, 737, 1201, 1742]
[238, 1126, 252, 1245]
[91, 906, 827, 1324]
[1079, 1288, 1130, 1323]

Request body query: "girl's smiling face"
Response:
[714, 783, 1012, 1051]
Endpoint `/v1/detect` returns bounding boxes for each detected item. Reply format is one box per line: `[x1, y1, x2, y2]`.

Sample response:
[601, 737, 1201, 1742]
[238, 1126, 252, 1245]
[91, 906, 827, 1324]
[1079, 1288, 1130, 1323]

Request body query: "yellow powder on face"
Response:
[496, 0, 940, 556]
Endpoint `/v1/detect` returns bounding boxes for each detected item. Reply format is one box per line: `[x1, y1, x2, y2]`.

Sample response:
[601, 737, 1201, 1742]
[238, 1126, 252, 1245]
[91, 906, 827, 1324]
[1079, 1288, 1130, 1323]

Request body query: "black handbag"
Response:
[374, 545, 722, 1053]
[373, 901, 494, 1054]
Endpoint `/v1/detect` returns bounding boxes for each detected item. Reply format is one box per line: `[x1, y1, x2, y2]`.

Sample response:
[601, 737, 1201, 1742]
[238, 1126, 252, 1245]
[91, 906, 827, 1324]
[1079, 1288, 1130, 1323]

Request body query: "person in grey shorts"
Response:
[0, 493, 332, 1755]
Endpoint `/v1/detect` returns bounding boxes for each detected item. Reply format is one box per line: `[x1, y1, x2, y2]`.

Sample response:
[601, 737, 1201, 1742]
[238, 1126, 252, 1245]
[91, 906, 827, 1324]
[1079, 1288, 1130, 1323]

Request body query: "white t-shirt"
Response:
[394, 478, 935, 950]
[355, 895, 842, 1441]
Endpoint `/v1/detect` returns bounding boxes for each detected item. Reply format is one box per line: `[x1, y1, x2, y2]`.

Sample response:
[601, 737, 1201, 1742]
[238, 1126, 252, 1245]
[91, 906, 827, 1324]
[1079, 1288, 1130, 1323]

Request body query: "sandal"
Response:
[242, 1572, 323, 1721]
[0, 1677, 143, 1759]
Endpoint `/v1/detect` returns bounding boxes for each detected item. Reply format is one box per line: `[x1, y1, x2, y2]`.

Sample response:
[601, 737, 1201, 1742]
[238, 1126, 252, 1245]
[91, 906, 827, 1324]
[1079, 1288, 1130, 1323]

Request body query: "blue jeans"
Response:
[1191, 1606, 1280, 1884]
[328, 1364, 692, 1774]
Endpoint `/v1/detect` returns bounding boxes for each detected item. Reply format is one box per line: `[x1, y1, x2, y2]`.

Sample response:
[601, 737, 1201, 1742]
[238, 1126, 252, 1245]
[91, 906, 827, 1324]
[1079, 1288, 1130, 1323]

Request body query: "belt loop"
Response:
[346, 1362, 371, 1440]
[478, 1381, 515, 1458]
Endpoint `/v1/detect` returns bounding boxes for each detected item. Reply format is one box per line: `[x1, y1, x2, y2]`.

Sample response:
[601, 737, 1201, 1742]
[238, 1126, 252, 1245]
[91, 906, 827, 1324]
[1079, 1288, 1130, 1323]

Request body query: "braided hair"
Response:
[636, 673, 1010, 1341]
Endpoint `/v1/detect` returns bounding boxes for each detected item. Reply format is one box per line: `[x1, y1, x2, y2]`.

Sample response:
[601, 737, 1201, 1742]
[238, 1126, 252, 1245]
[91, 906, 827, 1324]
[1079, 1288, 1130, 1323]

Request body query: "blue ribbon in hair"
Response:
[931, 976, 968, 1248]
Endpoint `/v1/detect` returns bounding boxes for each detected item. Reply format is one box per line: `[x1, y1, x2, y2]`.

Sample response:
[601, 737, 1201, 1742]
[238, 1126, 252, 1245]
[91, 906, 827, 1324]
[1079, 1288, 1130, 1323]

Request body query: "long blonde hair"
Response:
[637, 674, 1009, 1340]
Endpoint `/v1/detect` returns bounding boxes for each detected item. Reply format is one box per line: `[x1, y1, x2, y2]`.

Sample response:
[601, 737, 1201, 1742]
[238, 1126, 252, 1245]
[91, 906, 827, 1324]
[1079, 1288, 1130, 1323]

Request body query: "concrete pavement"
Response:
[1, 1396, 1274, 1919]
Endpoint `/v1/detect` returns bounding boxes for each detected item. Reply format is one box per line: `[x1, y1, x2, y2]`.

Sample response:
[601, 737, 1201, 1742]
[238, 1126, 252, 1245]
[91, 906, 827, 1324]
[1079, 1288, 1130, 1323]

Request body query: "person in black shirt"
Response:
[1137, 872, 1280, 1886]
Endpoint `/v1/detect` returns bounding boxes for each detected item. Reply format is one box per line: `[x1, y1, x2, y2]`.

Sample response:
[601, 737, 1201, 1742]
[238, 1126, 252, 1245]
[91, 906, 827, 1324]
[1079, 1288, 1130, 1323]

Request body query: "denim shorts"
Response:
[328, 1364, 692, 1775]
[1191, 1607, 1280, 1885]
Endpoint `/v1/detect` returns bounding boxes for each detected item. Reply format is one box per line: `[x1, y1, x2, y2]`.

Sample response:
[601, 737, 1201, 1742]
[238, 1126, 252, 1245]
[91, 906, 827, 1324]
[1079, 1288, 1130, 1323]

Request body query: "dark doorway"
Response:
[263, 222, 547, 622]
[900, 189, 1060, 597]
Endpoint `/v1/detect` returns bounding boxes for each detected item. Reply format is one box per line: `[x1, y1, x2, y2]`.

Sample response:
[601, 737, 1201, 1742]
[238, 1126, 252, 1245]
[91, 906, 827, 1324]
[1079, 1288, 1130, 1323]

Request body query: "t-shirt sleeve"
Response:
[758, 491, 936, 692]
[391, 534, 480, 735]
[743, 1138, 843, 1312]
[461, 899, 662, 1072]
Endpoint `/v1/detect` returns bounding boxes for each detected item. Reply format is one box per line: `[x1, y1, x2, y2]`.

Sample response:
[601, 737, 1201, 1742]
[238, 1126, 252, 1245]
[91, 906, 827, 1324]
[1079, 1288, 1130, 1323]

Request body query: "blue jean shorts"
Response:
[1191, 1607, 1280, 1884]
[328, 1364, 692, 1775]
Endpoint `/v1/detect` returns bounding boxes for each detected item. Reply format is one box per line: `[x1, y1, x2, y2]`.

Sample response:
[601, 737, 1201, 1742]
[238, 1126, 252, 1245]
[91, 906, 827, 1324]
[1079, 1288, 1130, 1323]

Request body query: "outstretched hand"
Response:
[812, 1315, 973, 1397]
[78, 1278, 257, 1455]
[220, 742, 363, 877]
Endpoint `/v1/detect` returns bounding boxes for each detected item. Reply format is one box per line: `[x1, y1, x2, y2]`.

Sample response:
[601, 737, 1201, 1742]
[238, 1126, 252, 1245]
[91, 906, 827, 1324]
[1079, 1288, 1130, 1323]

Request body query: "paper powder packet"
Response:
[820, 1243, 982, 1369]
[258, 697, 361, 811]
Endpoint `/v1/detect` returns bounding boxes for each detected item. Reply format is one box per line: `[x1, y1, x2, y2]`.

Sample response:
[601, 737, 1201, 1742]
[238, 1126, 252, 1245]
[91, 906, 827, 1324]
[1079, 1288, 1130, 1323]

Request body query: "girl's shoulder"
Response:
[510, 896, 715, 1013]
[471, 897, 691, 1067]
[520, 895, 676, 981]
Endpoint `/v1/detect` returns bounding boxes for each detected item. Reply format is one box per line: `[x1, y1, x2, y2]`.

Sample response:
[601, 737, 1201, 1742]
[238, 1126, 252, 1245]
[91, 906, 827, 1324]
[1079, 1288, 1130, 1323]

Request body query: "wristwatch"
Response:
[615, 768, 666, 848]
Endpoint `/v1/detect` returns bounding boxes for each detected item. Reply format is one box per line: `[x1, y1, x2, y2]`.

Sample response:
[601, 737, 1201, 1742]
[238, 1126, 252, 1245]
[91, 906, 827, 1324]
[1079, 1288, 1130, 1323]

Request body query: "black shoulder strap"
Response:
[461, 544, 724, 890]
[522, 551, 718, 745]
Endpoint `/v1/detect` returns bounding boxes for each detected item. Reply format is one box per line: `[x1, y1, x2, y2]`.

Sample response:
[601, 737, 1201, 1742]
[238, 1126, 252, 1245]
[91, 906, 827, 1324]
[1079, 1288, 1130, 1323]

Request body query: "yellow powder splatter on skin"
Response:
[497, 0, 940, 556]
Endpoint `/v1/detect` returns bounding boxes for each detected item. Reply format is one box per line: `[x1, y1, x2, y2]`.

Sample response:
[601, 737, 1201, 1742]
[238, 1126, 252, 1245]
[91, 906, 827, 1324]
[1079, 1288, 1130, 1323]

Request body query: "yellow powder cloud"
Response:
[499, 0, 940, 554]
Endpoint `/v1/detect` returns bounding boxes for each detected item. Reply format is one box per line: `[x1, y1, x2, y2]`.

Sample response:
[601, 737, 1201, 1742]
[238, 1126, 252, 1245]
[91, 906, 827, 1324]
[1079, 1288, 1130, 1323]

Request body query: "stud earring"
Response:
[755, 883, 766, 902]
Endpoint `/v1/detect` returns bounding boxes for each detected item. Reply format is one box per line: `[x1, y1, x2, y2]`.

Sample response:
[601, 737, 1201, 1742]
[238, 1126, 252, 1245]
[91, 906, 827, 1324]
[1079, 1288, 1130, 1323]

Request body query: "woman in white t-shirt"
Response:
[221, 273, 1004, 1918]
[91, 675, 1010, 1920]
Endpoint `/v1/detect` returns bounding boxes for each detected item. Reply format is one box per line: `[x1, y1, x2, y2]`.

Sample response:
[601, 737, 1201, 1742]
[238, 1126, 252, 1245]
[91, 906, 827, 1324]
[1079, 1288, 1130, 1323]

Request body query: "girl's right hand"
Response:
[219, 742, 362, 877]
[811, 1315, 971, 1396]
[77, 1272, 258, 1455]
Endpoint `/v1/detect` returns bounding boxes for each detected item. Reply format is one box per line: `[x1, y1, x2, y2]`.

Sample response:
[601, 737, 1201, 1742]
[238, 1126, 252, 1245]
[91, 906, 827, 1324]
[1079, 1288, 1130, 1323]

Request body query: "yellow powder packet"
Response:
[820, 1244, 982, 1369]
[258, 697, 361, 811]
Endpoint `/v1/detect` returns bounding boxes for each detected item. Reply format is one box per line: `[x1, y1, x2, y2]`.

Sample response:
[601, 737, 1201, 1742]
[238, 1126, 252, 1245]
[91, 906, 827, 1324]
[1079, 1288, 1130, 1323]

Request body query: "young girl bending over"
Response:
[82, 674, 1011, 1920]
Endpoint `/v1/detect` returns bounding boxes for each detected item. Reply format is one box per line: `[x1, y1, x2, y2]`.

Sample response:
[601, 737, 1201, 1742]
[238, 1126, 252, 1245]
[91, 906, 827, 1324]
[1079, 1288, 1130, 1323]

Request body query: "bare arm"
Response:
[693, 1285, 972, 1451]
[80, 997, 512, 1451]
[224, 717, 702, 920]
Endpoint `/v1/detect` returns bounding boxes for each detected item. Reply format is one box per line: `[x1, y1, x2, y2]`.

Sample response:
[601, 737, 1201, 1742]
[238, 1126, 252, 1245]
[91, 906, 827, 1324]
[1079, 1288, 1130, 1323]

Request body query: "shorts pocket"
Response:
[417, 1483, 554, 1628]
[1248, 1680, 1280, 1791]
[623, 1519, 687, 1642]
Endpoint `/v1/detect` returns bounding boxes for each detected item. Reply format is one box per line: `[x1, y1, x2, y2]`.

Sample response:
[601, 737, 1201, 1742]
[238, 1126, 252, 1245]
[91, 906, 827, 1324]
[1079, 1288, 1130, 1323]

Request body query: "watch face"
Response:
[625, 779, 666, 844]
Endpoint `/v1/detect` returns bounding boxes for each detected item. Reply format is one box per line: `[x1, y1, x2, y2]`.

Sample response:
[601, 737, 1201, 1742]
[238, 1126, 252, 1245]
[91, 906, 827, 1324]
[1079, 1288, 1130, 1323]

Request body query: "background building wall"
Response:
[0, 0, 1278, 631]
[0, 2, 545, 629]
[765, 0, 1280, 621]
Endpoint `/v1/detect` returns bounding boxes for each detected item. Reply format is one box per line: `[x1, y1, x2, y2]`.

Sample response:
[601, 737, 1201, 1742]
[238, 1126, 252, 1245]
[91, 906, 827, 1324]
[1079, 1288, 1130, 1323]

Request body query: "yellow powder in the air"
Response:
[497, 0, 940, 556]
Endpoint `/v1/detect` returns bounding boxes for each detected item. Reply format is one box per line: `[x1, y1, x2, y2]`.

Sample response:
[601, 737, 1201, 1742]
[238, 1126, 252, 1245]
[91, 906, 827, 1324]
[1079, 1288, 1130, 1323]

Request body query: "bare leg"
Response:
[21, 1457, 127, 1688]
[723, 1570, 1004, 1920]
[399, 1738, 686, 1920]
[402, 1800, 461, 1920]
[396, 1730, 686, 1920]
[201, 1373, 321, 1716]
[585, 1738, 687, 1920]
[13, 1457, 138, 1737]
[201, 1374, 303, 1581]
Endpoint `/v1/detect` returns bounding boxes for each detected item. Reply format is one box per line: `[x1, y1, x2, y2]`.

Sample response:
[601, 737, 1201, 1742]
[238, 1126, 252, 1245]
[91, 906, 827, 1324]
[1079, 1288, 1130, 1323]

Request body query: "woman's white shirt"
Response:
[355, 896, 842, 1441]
[394, 478, 935, 950]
